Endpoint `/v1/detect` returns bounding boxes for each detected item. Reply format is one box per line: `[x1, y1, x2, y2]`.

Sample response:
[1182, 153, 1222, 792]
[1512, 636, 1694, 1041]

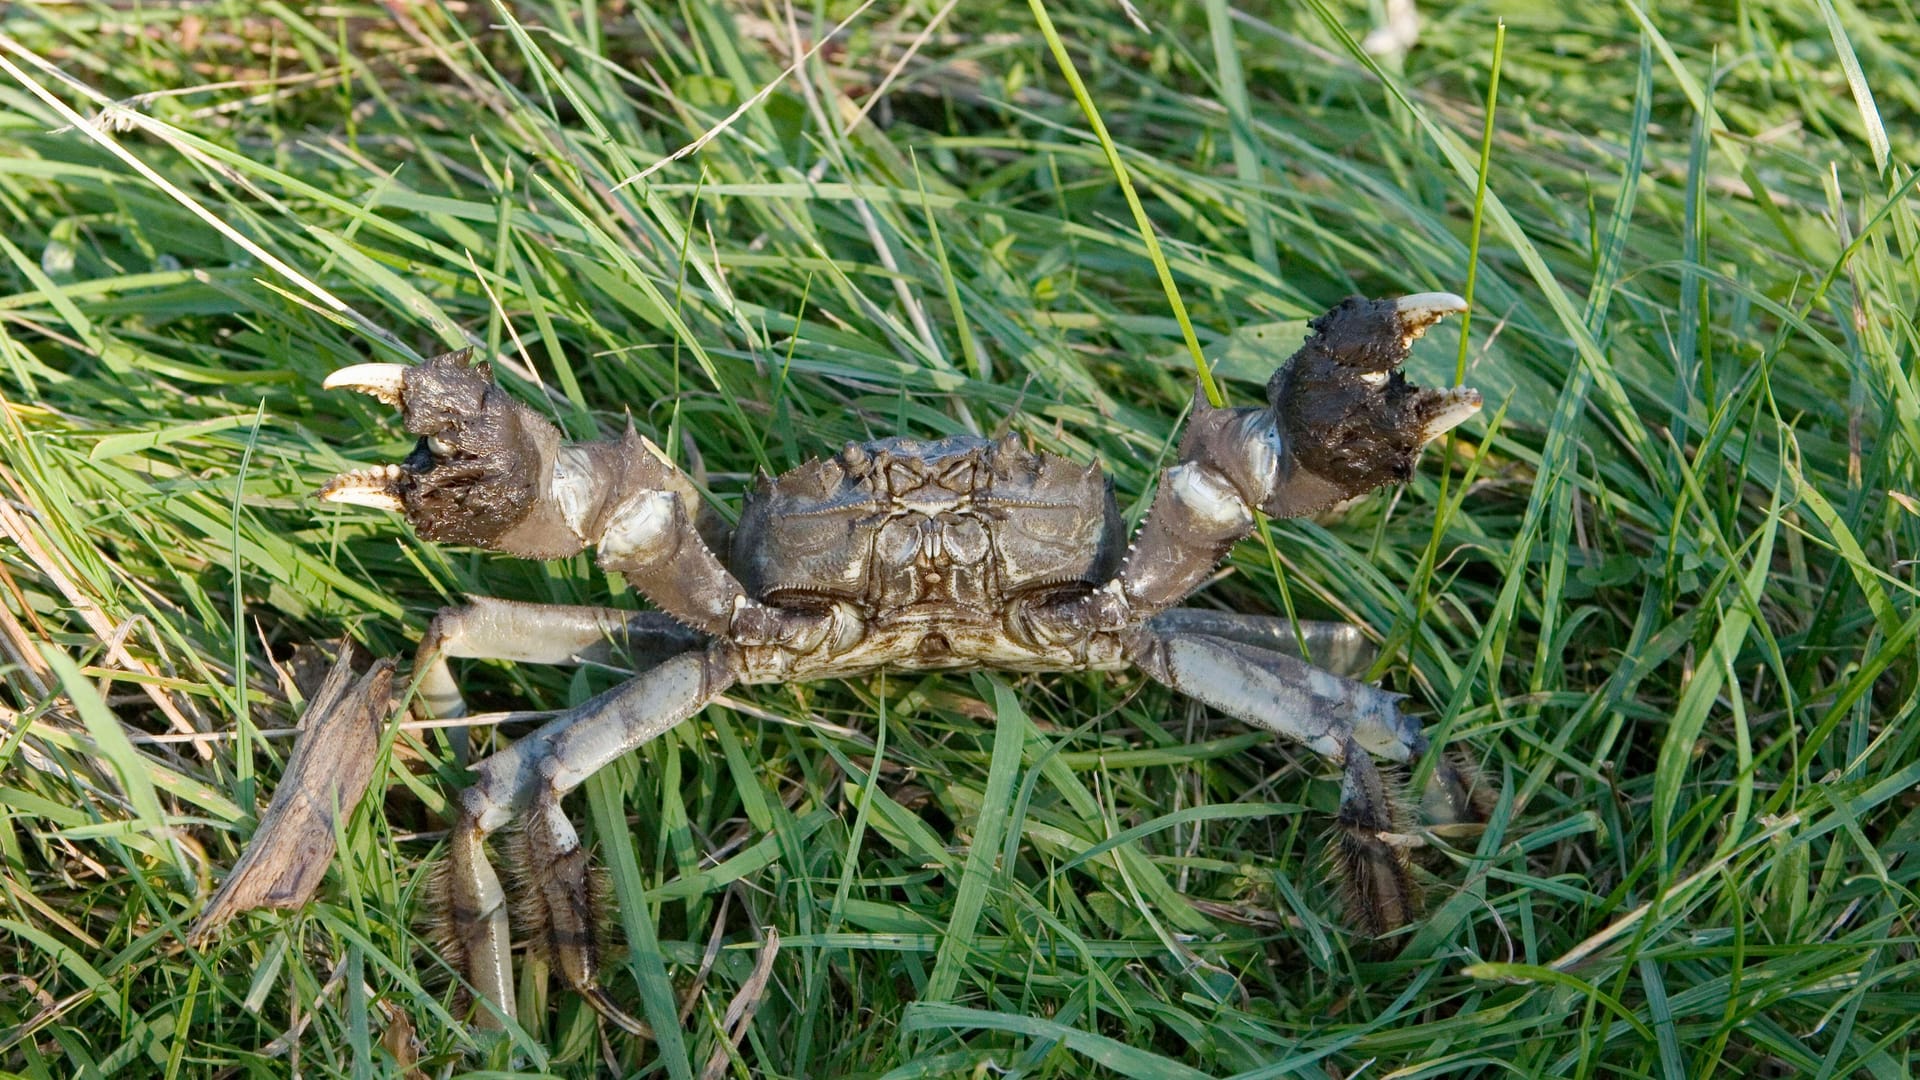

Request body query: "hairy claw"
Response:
[319, 349, 580, 554]
[1048, 292, 1483, 623]
[1269, 294, 1482, 501]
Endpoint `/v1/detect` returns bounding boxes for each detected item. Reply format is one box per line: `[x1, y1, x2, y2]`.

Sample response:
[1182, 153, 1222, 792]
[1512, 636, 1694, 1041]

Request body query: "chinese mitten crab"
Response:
[319, 293, 1487, 1032]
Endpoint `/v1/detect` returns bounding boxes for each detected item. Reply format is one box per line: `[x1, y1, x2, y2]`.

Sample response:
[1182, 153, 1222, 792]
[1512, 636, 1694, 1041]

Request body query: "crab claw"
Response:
[1265, 293, 1481, 500]
[1390, 294, 1481, 441]
[1414, 384, 1484, 442]
[318, 350, 580, 555]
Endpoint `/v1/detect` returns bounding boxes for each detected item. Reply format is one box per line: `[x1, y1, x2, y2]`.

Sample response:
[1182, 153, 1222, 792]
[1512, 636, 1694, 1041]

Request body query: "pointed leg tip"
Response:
[1329, 824, 1422, 937]
[1424, 753, 1498, 826]
[583, 987, 654, 1038]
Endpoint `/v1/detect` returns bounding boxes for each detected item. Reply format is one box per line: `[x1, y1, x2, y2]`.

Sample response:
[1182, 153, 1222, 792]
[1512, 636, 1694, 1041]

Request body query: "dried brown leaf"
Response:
[187, 645, 393, 944]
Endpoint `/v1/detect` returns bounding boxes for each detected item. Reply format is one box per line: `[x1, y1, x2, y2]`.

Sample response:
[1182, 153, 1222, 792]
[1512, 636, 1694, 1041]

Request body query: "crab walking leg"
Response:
[443, 646, 736, 1030]
[1414, 744, 1496, 827]
[1332, 735, 1419, 934]
[1127, 629, 1421, 762]
[1145, 610, 1375, 677]
[414, 596, 706, 762]
[1138, 615, 1491, 825]
[1125, 626, 1424, 931]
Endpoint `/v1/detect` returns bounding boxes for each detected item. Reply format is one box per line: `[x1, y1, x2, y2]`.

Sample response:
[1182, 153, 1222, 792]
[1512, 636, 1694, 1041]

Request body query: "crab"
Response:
[317, 292, 1487, 1033]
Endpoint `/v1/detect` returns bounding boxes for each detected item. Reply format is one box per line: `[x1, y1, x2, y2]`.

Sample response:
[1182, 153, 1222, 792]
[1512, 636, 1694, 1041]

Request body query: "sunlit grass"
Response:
[1, 1, 1916, 1076]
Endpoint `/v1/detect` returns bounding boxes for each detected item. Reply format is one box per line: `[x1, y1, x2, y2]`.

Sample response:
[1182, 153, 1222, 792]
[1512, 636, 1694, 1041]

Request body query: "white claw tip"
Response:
[323, 363, 409, 405]
[318, 486, 404, 512]
[1421, 387, 1484, 441]
[1394, 292, 1469, 320]
[317, 465, 405, 512]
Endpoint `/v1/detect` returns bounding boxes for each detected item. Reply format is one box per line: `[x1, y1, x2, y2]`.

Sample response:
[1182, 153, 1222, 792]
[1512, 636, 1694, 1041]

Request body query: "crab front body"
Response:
[727, 432, 1130, 680]
[319, 293, 1488, 1034]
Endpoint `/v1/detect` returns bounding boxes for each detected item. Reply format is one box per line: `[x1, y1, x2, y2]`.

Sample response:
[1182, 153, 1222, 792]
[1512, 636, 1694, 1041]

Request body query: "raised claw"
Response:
[1067, 291, 1484, 619]
[1266, 294, 1481, 501]
[316, 349, 576, 554]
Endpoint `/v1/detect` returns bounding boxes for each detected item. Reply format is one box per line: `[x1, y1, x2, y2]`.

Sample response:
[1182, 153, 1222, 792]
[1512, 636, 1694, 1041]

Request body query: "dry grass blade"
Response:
[187, 646, 394, 944]
[698, 927, 781, 1080]
[0, 468, 207, 755]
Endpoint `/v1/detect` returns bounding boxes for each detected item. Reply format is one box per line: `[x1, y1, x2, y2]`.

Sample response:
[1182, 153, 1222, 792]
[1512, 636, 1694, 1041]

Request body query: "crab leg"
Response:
[1138, 619, 1489, 824]
[1331, 734, 1419, 934]
[413, 597, 706, 762]
[1144, 610, 1375, 677]
[1125, 625, 1431, 931]
[1127, 628, 1420, 762]
[1126, 624, 1491, 929]
[442, 645, 736, 1031]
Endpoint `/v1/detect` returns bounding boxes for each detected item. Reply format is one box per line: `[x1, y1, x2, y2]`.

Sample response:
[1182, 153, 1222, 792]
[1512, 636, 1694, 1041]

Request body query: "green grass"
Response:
[1, 1, 1917, 1076]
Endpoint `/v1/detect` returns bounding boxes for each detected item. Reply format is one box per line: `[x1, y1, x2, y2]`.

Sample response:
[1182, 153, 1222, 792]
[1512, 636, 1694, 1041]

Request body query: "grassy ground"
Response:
[1, 0, 1916, 1076]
